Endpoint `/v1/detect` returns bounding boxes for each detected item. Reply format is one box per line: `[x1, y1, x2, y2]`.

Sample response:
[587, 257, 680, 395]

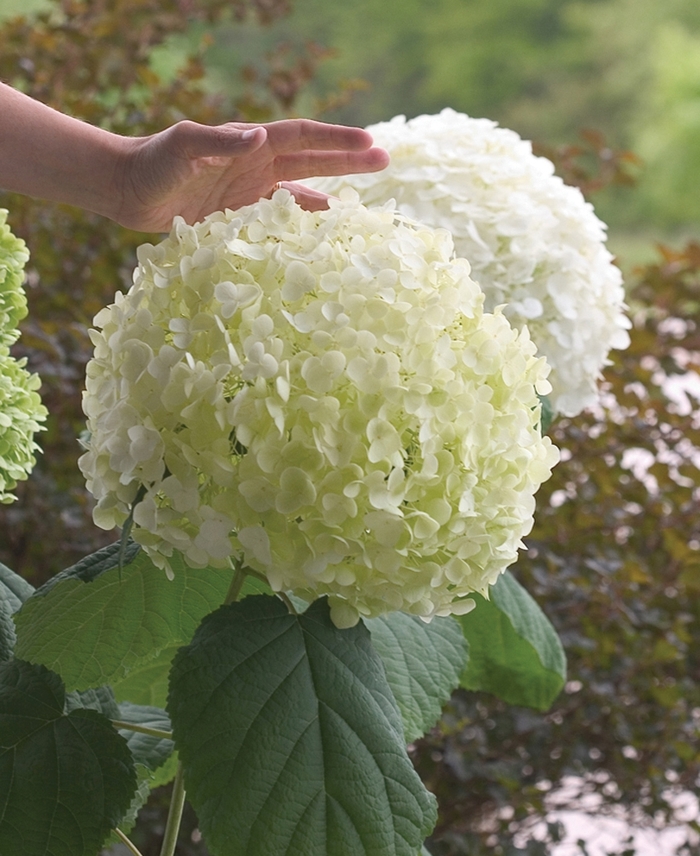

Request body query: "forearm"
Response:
[0, 82, 127, 219]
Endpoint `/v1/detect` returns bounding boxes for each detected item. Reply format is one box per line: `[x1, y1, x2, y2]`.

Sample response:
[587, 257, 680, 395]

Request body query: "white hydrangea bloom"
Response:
[307, 109, 631, 417]
[80, 191, 558, 627]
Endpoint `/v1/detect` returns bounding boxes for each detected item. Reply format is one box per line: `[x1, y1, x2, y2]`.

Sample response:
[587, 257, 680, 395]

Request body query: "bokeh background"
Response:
[1, 0, 699, 853]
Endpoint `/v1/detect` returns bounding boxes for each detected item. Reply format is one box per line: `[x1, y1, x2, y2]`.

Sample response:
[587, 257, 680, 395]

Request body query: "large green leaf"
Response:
[14, 546, 236, 691]
[112, 644, 180, 708]
[109, 573, 275, 708]
[169, 596, 437, 856]
[458, 571, 566, 711]
[366, 613, 467, 742]
[0, 562, 34, 662]
[0, 659, 137, 856]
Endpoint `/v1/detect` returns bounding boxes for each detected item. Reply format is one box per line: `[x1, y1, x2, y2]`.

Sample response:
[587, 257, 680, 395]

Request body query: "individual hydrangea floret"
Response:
[79, 190, 559, 627]
[0, 209, 30, 351]
[306, 109, 631, 417]
[0, 353, 47, 503]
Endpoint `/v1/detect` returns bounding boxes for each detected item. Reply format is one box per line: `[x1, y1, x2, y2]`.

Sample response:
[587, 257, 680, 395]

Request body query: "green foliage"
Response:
[458, 571, 566, 711]
[168, 595, 438, 856]
[14, 543, 236, 690]
[366, 613, 467, 743]
[0, 561, 35, 607]
[0, 659, 137, 856]
[111, 644, 181, 709]
[628, 21, 700, 225]
[0, 562, 34, 661]
[0, 597, 15, 662]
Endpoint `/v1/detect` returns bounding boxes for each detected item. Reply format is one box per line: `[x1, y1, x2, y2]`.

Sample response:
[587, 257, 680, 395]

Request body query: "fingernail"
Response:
[242, 128, 260, 140]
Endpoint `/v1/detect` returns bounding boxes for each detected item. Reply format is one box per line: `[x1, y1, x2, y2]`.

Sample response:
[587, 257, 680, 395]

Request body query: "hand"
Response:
[113, 118, 390, 231]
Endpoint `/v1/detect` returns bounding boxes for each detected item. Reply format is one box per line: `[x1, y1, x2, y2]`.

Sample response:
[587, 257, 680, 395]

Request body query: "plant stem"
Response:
[159, 762, 186, 856]
[115, 828, 145, 856]
[223, 559, 247, 605]
[111, 720, 173, 740]
[278, 590, 299, 615]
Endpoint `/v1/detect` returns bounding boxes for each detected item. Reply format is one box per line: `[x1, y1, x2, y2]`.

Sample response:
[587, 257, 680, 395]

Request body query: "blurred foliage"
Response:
[533, 129, 642, 198]
[199, 0, 700, 235]
[0, 0, 338, 583]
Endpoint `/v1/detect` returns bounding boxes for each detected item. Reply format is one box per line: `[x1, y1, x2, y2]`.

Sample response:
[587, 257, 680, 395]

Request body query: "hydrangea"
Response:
[79, 190, 558, 627]
[0, 209, 30, 351]
[0, 353, 47, 503]
[306, 109, 631, 417]
[0, 211, 46, 502]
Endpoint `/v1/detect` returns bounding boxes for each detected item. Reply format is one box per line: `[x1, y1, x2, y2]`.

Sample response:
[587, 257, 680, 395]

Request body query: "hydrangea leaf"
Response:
[0, 659, 137, 856]
[112, 644, 180, 709]
[538, 393, 555, 433]
[108, 572, 274, 708]
[458, 571, 566, 711]
[0, 561, 34, 610]
[0, 597, 15, 662]
[30, 540, 141, 596]
[14, 545, 236, 691]
[168, 595, 437, 856]
[64, 684, 120, 718]
[0, 562, 31, 661]
[366, 613, 467, 742]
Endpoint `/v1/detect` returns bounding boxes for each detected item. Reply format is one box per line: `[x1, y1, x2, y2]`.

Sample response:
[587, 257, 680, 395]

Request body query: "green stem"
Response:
[223, 559, 247, 605]
[159, 762, 186, 856]
[115, 828, 145, 856]
[278, 590, 299, 615]
[111, 720, 173, 741]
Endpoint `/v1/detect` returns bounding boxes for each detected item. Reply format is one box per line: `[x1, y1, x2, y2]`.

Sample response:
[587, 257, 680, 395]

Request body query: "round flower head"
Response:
[0, 209, 30, 351]
[80, 190, 558, 627]
[307, 109, 631, 417]
[0, 353, 47, 503]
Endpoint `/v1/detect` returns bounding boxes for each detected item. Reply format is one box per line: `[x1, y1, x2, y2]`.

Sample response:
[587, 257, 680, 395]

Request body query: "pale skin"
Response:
[0, 82, 389, 232]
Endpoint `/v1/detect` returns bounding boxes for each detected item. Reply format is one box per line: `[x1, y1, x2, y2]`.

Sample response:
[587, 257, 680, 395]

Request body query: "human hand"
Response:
[112, 118, 390, 231]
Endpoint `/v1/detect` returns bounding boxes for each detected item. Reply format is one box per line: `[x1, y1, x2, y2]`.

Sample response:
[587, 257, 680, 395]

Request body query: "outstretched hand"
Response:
[114, 118, 390, 232]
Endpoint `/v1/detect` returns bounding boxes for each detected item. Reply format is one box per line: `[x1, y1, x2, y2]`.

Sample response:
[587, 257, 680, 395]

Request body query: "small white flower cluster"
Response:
[80, 191, 558, 627]
[307, 109, 631, 417]
[0, 210, 47, 503]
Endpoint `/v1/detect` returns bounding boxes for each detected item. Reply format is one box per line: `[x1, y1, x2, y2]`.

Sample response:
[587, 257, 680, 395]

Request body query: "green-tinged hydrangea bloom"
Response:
[0, 353, 48, 503]
[79, 190, 559, 627]
[0, 209, 30, 351]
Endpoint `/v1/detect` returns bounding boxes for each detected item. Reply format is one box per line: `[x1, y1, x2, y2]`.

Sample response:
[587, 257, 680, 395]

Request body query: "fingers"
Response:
[170, 121, 268, 159]
[279, 182, 334, 212]
[264, 119, 377, 155]
[273, 147, 390, 182]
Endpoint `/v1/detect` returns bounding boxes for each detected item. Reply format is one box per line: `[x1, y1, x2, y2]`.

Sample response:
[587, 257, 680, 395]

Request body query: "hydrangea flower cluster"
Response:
[307, 109, 631, 417]
[0, 354, 47, 503]
[0, 209, 47, 503]
[80, 191, 558, 627]
[0, 209, 30, 350]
